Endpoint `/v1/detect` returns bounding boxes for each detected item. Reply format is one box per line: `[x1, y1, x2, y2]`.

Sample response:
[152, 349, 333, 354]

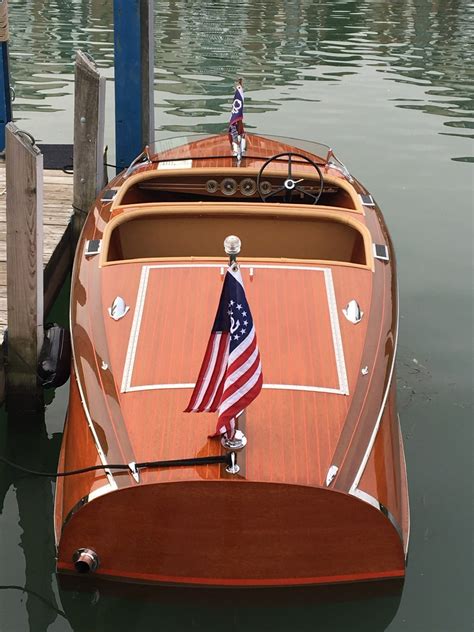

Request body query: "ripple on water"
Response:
[6, 0, 473, 151]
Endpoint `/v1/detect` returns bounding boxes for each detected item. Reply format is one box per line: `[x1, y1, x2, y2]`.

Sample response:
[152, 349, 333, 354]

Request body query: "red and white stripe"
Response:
[185, 332, 230, 413]
[185, 328, 262, 437]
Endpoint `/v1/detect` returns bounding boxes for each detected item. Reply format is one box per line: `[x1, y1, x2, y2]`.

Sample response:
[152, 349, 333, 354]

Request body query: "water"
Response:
[1, 1, 473, 630]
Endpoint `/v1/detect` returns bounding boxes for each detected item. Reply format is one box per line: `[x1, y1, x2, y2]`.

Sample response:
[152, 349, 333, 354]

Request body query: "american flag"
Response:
[185, 265, 262, 437]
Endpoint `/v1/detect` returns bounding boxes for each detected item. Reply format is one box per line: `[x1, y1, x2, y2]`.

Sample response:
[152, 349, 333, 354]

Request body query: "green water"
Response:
[1, 1, 473, 630]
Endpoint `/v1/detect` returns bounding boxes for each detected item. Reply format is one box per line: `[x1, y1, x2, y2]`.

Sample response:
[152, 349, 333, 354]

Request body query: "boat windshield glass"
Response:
[154, 134, 332, 163]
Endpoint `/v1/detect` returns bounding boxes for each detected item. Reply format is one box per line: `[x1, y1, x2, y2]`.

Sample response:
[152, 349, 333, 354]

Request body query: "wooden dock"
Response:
[0, 162, 73, 332]
[0, 4, 153, 408]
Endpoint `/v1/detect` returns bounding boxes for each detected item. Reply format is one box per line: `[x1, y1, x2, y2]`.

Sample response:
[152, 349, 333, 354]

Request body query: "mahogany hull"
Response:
[55, 133, 409, 586]
[57, 480, 404, 586]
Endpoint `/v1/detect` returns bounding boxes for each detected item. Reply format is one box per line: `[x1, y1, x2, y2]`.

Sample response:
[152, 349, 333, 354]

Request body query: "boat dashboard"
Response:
[110, 167, 362, 212]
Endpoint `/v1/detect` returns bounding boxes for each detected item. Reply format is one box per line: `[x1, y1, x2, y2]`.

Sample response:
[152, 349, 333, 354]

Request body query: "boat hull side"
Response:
[57, 480, 405, 586]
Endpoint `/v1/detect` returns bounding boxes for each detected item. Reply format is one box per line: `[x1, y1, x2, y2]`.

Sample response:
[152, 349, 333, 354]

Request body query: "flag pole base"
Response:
[221, 429, 247, 451]
[225, 452, 240, 475]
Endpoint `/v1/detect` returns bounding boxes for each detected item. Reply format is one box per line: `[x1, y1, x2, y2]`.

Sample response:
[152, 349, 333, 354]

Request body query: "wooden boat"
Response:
[54, 133, 410, 586]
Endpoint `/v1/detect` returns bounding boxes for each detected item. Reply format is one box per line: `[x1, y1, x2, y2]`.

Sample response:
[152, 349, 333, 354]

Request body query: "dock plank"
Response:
[0, 162, 73, 334]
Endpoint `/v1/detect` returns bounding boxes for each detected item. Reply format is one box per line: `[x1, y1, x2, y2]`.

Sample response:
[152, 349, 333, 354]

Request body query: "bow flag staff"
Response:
[185, 236, 262, 453]
[228, 79, 246, 164]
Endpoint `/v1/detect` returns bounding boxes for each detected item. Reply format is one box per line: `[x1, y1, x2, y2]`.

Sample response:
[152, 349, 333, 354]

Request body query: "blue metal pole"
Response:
[0, 0, 12, 154]
[113, 0, 145, 173]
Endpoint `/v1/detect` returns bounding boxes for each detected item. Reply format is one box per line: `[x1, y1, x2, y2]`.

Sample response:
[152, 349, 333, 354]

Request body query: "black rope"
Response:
[0, 453, 231, 478]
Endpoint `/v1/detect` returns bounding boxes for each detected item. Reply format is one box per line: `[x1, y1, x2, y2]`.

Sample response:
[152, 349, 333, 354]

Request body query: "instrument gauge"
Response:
[206, 179, 219, 193]
[260, 180, 272, 195]
[221, 178, 237, 196]
[240, 178, 257, 196]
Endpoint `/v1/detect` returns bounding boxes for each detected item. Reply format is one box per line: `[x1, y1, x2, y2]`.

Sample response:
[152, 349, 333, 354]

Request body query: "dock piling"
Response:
[113, 0, 155, 172]
[72, 50, 106, 242]
[5, 123, 44, 410]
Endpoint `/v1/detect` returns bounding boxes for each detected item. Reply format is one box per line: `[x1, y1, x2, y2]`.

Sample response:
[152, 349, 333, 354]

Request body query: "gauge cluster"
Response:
[205, 178, 269, 197]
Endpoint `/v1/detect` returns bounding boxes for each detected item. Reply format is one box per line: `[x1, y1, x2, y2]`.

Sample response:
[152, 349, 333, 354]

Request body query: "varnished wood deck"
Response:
[0, 162, 73, 331]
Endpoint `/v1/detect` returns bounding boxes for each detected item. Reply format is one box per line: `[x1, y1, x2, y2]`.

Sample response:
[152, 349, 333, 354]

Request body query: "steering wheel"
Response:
[256, 152, 324, 204]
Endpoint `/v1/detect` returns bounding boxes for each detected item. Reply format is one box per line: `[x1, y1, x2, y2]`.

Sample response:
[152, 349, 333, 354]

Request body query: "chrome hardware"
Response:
[85, 239, 101, 257]
[224, 235, 241, 257]
[206, 179, 219, 193]
[326, 149, 353, 182]
[221, 429, 247, 451]
[342, 299, 363, 324]
[360, 193, 375, 206]
[100, 189, 117, 203]
[225, 451, 240, 475]
[124, 146, 152, 178]
[373, 243, 389, 261]
[325, 465, 339, 486]
[221, 177, 237, 195]
[101, 361, 108, 370]
[128, 462, 140, 483]
[240, 178, 256, 196]
[361, 366, 369, 375]
[108, 296, 130, 321]
[73, 548, 100, 574]
[232, 142, 240, 162]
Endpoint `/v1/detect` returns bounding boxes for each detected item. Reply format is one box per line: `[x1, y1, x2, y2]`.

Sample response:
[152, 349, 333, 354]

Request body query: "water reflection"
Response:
[0, 410, 63, 632]
[7, 0, 473, 153]
[0, 402, 404, 632]
[58, 577, 404, 632]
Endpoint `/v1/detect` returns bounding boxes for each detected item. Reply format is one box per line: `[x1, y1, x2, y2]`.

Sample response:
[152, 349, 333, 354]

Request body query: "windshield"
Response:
[153, 133, 331, 162]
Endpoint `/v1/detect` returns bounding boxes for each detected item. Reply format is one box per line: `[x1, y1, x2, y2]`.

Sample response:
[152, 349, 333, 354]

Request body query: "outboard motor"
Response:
[37, 323, 71, 388]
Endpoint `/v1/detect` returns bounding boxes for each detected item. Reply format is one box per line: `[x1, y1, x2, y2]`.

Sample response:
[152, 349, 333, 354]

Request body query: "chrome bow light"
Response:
[223, 235, 241, 257]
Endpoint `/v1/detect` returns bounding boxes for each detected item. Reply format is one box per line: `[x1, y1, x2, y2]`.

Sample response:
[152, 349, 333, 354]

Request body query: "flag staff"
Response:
[222, 235, 248, 459]
[185, 233, 262, 474]
[223, 234, 241, 266]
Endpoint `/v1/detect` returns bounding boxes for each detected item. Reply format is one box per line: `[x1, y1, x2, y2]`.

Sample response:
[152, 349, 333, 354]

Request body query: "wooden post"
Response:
[0, 0, 12, 153]
[113, 0, 155, 172]
[5, 123, 44, 410]
[72, 50, 106, 242]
